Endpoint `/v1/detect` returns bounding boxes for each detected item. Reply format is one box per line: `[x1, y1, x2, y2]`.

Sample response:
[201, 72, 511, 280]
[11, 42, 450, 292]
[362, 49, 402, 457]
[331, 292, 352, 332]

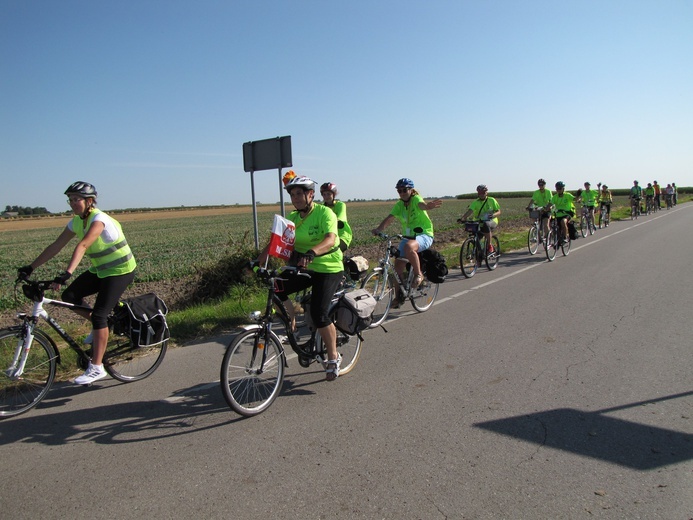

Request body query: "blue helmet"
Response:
[395, 178, 414, 189]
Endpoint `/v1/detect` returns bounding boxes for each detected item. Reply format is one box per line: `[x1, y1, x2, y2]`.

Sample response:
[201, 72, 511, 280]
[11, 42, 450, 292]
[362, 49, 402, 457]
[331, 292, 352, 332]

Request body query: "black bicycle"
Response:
[1, 277, 168, 419]
[545, 213, 571, 261]
[220, 267, 362, 417]
[459, 220, 500, 278]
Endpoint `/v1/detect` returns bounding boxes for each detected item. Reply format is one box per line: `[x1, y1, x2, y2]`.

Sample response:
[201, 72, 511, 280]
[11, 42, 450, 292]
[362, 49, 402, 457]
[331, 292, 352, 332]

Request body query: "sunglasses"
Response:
[397, 188, 410, 193]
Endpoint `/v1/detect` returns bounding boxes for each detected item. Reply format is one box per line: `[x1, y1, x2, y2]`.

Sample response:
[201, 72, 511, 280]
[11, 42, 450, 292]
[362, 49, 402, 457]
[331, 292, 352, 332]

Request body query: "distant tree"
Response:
[2, 205, 51, 216]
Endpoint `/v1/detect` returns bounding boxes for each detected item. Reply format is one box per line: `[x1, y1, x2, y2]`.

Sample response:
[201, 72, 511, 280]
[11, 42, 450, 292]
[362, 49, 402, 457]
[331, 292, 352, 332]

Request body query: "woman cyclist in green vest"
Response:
[320, 182, 352, 252]
[258, 175, 344, 381]
[371, 178, 442, 292]
[17, 182, 137, 385]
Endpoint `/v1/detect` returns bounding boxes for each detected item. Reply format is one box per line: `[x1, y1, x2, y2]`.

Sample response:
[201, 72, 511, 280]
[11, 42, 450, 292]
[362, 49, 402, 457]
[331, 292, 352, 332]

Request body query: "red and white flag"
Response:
[267, 214, 295, 261]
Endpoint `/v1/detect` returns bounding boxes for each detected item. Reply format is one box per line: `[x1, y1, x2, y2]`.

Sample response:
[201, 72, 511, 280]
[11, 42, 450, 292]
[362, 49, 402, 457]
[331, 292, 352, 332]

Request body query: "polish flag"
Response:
[268, 215, 295, 260]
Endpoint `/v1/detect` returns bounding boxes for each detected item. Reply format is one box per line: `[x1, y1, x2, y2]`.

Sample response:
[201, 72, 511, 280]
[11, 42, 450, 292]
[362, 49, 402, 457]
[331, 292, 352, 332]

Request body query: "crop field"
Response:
[0, 195, 635, 315]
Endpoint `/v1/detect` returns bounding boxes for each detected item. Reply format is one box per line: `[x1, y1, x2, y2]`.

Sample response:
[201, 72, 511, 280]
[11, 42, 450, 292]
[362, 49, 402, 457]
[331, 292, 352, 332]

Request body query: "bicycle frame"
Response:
[6, 285, 92, 380]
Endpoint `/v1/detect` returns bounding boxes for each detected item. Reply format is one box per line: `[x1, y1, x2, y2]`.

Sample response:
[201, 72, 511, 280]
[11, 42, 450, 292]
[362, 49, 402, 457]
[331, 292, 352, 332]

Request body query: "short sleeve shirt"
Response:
[390, 194, 434, 238]
[288, 203, 343, 274]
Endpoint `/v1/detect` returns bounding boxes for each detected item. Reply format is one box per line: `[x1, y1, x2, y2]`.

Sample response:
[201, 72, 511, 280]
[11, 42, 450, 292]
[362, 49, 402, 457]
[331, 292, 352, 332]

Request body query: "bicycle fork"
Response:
[4, 323, 35, 380]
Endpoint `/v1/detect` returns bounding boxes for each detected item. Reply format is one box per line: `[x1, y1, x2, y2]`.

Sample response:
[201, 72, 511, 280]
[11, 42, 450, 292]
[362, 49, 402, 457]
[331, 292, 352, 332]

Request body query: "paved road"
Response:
[2, 205, 692, 519]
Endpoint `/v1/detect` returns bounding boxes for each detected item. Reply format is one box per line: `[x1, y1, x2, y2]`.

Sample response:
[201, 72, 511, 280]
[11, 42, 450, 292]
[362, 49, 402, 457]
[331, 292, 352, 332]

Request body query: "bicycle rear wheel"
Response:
[220, 328, 285, 417]
[580, 216, 588, 237]
[527, 226, 539, 255]
[104, 337, 167, 382]
[460, 239, 477, 278]
[361, 269, 393, 328]
[411, 277, 439, 312]
[561, 235, 571, 256]
[486, 237, 500, 271]
[316, 315, 362, 376]
[0, 327, 57, 419]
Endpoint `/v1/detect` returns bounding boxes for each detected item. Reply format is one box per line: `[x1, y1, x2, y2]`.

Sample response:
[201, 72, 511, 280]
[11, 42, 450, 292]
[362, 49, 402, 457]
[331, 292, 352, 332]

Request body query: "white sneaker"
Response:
[83, 332, 94, 345]
[74, 363, 107, 385]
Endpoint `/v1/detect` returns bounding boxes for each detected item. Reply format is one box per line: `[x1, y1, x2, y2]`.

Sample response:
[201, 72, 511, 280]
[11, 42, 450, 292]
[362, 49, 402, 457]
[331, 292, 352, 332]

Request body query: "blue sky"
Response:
[2, 0, 691, 213]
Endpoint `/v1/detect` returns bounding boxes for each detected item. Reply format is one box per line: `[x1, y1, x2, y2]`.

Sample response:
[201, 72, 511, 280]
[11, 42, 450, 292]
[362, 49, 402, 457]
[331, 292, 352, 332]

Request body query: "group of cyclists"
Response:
[629, 180, 678, 214]
[16, 174, 681, 386]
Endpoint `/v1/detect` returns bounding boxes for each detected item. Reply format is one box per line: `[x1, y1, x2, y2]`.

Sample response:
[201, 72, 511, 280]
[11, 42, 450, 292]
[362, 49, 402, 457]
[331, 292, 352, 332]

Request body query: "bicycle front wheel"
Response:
[220, 329, 285, 417]
[527, 226, 539, 255]
[411, 277, 439, 312]
[561, 236, 572, 256]
[104, 337, 167, 382]
[545, 230, 557, 261]
[361, 269, 393, 328]
[460, 239, 477, 278]
[0, 327, 57, 419]
[580, 216, 588, 237]
[486, 237, 500, 271]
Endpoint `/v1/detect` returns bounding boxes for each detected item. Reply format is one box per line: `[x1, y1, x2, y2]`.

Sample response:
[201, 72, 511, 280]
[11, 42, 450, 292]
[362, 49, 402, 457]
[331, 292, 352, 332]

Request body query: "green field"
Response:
[1, 195, 646, 315]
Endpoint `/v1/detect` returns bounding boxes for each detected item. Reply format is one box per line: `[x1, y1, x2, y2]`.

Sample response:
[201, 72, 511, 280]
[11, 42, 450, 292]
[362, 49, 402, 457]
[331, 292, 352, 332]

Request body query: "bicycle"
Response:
[1, 277, 168, 419]
[359, 233, 440, 328]
[630, 198, 640, 220]
[545, 212, 571, 261]
[220, 266, 362, 417]
[598, 204, 610, 229]
[579, 205, 596, 237]
[645, 197, 654, 215]
[458, 220, 500, 278]
[526, 206, 546, 255]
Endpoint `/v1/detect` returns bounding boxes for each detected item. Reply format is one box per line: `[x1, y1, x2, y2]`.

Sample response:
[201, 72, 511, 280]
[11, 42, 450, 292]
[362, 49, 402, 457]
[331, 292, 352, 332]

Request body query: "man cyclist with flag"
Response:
[258, 174, 344, 381]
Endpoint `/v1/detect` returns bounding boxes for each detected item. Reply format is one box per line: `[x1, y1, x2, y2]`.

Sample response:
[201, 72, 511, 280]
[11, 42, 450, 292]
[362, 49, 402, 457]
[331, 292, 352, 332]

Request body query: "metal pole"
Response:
[250, 170, 260, 249]
[278, 167, 285, 218]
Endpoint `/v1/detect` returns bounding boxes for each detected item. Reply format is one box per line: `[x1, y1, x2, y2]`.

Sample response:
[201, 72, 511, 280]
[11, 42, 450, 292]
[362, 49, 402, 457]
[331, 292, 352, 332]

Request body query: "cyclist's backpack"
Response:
[568, 221, 578, 240]
[335, 289, 377, 337]
[113, 293, 170, 347]
[420, 249, 448, 283]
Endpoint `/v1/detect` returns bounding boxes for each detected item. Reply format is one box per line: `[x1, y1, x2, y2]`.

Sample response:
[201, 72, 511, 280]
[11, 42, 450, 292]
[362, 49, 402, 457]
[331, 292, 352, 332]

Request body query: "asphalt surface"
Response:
[1, 205, 692, 519]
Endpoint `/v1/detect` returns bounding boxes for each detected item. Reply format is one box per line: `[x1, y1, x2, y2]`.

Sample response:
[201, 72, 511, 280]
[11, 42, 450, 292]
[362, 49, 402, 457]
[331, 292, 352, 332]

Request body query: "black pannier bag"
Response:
[113, 293, 170, 347]
[335, 289, 377, 336]
[420, 249, 448, 283]
[568, 221, 578, 240]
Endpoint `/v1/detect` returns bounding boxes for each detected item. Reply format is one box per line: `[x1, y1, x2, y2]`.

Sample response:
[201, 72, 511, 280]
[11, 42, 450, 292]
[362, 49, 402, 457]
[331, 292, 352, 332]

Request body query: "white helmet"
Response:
[284, 176, 316, 192]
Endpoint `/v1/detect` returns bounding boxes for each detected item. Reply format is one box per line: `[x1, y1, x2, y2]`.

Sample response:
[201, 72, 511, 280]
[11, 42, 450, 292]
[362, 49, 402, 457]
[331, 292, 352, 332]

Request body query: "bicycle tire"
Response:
[545, 230, 557, 261]
[588, 215, 595, 235]
[561, 235, 571, 256]
[460, 239, 477, 278]
[315, 311, 362, 376]
[410, 277, 439, 312]
[220, 328, 285, 417]
[486, 237, 500, 271]
[580, 216, 588, 238]
[0, 327, 57, 419]
[104, 337, 167, 382]
[361, 269, 393, 328]
[527, 225, 539, 255]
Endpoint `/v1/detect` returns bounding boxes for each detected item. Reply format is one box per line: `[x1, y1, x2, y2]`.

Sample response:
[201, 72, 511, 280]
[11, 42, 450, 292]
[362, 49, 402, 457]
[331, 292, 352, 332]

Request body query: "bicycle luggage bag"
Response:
[420, 248, 448, 283]
[113, 293, 170, 347]
[335, 289, 377, 336]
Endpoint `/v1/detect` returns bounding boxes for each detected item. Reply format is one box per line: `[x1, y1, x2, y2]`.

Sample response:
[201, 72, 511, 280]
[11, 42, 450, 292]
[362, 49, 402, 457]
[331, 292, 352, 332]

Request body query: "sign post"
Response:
[242, 136, 293, 248]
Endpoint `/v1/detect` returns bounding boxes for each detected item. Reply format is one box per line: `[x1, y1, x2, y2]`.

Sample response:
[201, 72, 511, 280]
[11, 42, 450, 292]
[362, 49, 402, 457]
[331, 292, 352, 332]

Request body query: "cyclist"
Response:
[629, 180, 643, 215]
[17, 182, 137, 385]
[665, 183, 674, 208]
[672, 183, 677, 205]
[320, 182, 352, 252]
[653, 180, 661, 209]
[460, 184, 501, 253]
[577, 181, 599, 229]
[258, 175, 344, 381]
[597, 183, 612, 226]
[527, 178, 553, 243]
[371, 178, 441, 294]
[552, 181, 575, 243]
[644, 183, 655, 212]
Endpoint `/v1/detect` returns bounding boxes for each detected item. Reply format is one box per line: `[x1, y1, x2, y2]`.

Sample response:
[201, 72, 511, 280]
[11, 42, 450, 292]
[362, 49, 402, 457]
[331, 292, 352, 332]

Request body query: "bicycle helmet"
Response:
[555, 181, 565, 189]
[537, 178, 546, 185]
[395, 178, 415, 189]
[476, 184, 488, 191]
[602, 185, 608, 189]
[584, 181, 591, 186]
[64, 181, 97, 199]
[282, 170, 297, 186]
[320, 182, 338, 194]
[284, 175, 316, 192]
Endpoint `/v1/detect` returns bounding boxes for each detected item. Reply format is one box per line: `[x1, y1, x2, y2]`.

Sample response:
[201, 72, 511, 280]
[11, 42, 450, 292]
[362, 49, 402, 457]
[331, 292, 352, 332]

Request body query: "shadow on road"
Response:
[474, 391, 693, 470]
